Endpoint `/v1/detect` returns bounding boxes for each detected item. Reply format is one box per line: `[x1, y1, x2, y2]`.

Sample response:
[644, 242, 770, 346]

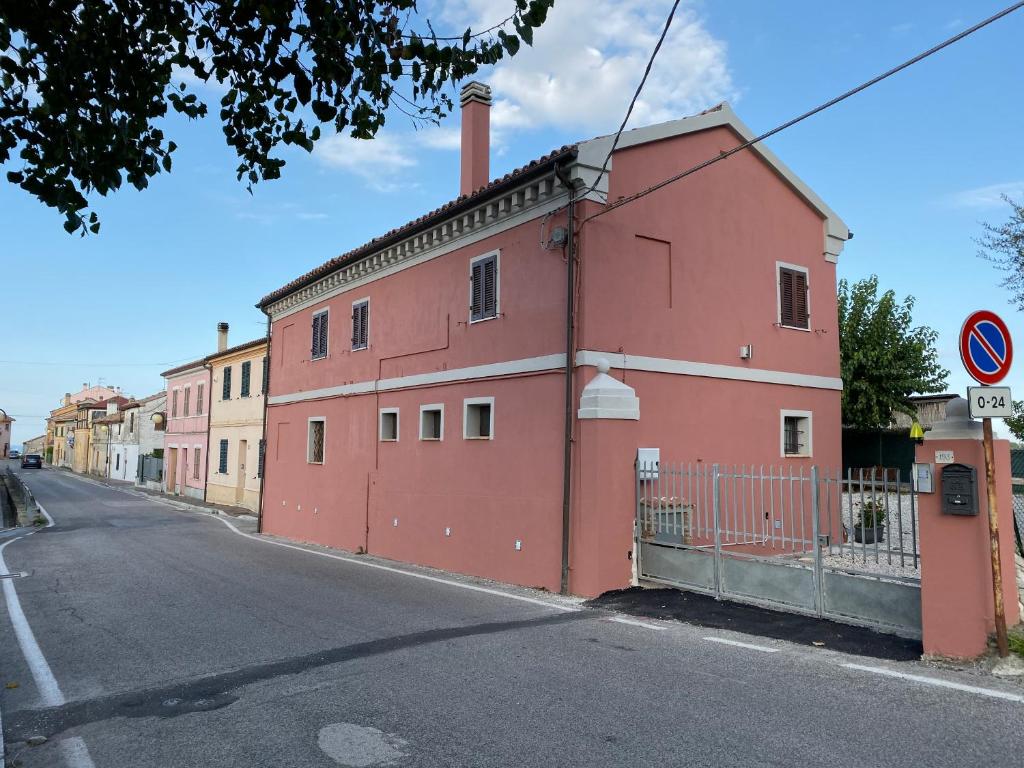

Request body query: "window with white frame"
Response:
[171, 389, 179, 418]
[183, 385, 191, 416]
[379, 408, 399, 442]
[307, 418, 326, 463]
[352, 299, 369, 351]
[781, 410, 812, 457]
[311, 309, 329, 360]
[470, 251, 499, 322]
[463, 397, 494, 440]
[419, 404, 444, 441]
[777, 262, 810, 330]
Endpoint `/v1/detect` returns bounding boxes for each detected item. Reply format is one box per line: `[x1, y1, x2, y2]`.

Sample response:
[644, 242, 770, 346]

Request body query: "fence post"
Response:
[811, 466, 823, 617]
[712, 463, 722, 599]
[633, 461, 642, 586]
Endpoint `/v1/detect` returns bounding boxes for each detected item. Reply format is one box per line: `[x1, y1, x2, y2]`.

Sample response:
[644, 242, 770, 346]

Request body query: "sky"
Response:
[2, 0, 1024, 445]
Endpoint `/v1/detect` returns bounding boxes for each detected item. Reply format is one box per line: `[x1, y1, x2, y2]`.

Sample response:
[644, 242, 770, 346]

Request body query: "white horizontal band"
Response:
[576, 350, 843, 391]
[269, 349, 841, 406]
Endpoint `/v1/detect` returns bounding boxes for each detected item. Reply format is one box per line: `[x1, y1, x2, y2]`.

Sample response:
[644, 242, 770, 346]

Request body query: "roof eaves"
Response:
[257, 145, 578, 309]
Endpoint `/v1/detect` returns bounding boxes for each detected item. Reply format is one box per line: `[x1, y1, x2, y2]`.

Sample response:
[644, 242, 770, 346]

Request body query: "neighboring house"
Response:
[52, 413, 77, 468]
[892, 394, 959, 430]
[206, 338, 268, 513]
[72, 397, 129, 474]
[46, 384, 123, 465]
[91, 409, 121, 477]
[111, 392, 167, 483]
[0, 409, 13, 458]
[160, 325, 221, 499]
[255, 85, 849, 597]
[22, 435, 46, 456]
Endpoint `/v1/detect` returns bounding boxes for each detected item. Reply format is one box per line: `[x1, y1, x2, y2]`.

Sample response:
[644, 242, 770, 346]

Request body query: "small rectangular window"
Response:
[261, 356, 268, 394]
[463, 398, 494, 440]
[781, 411, 812, 457]
[470, 252, 499, 322]
[778, 264, 809, 330]
[311, 310, 329, 360]
[197, 382, 205, 415]
[222, 366, 232, 400]
[194, 448, 202, 479]
[183, 386, 191, 417]
[352, 299, 369, 351]
[219, 439, 228, 473]
[419, 405, 444, 441]
[241, 360, 251, 397]
[379, 409, 399, 442]
[171, 389, 179, 418]
[308, 418, 325, 463]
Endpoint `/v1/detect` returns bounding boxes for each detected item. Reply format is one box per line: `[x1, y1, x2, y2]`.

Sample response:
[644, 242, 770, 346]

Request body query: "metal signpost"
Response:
[959, 309, 1014, 658]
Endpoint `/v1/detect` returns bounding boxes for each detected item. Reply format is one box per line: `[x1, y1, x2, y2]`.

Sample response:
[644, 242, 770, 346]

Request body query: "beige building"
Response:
[22, 435, 46, 456]
[205, 338, 267, 512]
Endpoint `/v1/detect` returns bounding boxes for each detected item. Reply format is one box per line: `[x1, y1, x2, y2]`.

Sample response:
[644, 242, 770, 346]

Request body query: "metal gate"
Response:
[636, 462, 922, 637]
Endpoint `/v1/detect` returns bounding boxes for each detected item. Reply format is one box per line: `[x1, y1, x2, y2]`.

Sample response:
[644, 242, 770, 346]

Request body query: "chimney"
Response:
[217, 322, 229, 352]
[64, 392, 71, 406]
[459, 81, 492, 196]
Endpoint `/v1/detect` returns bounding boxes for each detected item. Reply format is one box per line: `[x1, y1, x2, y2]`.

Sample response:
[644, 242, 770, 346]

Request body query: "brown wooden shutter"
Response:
[779, 269, 795, 327]
[471, 261, 484, 320]
[779, 268, 808, 329]
[793, 270, 809, 329]
[482, 257, 497, 318]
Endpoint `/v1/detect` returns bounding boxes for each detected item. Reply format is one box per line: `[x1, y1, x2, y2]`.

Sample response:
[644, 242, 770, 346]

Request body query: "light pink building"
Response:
[160, 325, 222, 499]
[256, 85, 848, 597]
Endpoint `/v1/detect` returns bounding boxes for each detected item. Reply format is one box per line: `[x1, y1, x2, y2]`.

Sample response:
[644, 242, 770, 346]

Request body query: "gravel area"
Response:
[822, 491, 921, 579]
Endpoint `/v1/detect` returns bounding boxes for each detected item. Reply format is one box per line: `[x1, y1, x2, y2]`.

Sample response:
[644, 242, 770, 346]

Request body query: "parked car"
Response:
[20, 454, 42, 469]
[9, 449, 20, 459]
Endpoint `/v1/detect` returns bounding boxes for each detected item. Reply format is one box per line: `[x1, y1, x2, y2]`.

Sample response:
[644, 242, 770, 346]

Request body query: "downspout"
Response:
[203, 362, 213, 503]
[554, 164, 577, 595]
[257, 313, 272, 534]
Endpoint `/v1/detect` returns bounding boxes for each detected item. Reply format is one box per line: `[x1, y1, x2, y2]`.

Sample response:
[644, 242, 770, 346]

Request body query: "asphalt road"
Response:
[1, 462, 1023, 768]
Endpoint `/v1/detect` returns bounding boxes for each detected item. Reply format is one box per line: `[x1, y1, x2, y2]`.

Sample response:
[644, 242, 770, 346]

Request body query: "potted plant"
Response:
[853, 500, 886, 544]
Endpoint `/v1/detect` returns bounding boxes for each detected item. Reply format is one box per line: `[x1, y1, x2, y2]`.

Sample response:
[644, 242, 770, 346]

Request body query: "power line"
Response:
[0, 355, 206, 368]
[582, 0, 682, 200]
[581, 1, 1024, 226]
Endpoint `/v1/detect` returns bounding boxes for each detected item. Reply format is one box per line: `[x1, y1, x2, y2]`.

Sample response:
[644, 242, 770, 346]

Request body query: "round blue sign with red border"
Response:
[960, 310, 1013, 385]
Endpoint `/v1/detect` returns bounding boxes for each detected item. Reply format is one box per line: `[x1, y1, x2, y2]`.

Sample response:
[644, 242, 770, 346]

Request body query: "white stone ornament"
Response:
[578, 358, 640, 420]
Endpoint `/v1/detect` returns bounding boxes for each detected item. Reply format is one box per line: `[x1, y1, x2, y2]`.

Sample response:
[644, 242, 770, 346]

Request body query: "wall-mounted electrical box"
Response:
[912, 463, 934, 494]
[637, 447, 660, 479]
[941, 463, 978, 516]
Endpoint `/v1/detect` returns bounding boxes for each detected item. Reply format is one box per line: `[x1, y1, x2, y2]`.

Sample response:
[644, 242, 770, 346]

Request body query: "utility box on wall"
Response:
[941, 463, 978, 516]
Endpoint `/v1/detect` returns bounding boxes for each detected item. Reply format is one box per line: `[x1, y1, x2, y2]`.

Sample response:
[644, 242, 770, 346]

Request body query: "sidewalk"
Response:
[49, 466, 258, 522]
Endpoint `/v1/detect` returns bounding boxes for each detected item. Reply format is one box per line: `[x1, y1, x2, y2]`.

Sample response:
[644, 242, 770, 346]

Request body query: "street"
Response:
[1, 464, 1022, 768]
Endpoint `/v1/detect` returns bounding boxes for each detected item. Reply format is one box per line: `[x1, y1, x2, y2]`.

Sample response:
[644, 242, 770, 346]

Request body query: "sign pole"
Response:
[981, 416, 1009, 658]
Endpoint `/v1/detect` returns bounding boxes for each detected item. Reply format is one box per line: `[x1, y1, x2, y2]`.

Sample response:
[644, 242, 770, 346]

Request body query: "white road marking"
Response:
[36, 500, 55, 528]
[204, 514, 583, 614]
[0, 510, 98, 767]
[842, 663, 1024, 703]
[705, 637, 780, 653]
[608, 616, 667, 630]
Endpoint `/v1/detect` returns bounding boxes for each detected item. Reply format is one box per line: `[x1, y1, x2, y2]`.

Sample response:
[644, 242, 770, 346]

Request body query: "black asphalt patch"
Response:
[3, 610, 596, 741]
[587, 587, 923, 661]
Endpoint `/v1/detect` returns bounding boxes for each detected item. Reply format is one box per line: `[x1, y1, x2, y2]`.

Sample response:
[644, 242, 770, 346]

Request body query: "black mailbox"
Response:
[941, 463, 978, 516]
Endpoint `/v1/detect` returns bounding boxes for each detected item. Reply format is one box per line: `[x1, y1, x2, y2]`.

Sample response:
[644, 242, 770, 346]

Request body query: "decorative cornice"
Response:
[266, 173, 568, 320]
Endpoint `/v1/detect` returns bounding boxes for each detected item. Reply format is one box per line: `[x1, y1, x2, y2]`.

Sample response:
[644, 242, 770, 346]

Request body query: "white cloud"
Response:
[313, 134, 418, 192]
[949, 181, 1024, 209]
[436, 0, 737, 137]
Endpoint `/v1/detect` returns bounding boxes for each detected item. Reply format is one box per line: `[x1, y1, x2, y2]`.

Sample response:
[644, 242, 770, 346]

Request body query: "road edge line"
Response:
[842, 662, 1024, 703]
[202, 514, 582, 614]
[704, 636, 780, 653]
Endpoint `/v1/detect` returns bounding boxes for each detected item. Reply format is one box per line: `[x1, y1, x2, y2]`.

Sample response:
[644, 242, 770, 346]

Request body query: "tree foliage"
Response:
[1003, 400, 1024, 443]
[838, 275, 948, 430]
[0, 0, 553, 234]
[977, 195, 1024, 310]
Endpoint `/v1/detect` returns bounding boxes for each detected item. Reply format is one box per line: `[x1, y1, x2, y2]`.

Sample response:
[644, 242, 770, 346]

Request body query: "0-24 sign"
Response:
[967, 386, 1013, 419]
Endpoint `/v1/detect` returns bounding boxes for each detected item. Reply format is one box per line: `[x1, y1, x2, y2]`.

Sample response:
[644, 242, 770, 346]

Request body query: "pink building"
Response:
[160, 325, 223, 499]
[256, 84, 848, 597]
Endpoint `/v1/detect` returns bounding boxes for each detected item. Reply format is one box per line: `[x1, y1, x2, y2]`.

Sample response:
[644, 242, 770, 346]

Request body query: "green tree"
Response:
[977, 195, 1024, 310]
[0, 0, 553, 234]
[1003, 400, 1024, 442]
[838, 275, 948, 430]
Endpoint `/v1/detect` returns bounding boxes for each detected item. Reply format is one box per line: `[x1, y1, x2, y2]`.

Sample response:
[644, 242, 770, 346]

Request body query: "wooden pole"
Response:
[982, 417, 1009, 658]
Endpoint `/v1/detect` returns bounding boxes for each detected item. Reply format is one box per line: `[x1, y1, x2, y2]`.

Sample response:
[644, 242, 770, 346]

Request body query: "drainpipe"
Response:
[554, 164, 577, 595]
[203, 362, 213, 503]
[257, 313, 272, 534]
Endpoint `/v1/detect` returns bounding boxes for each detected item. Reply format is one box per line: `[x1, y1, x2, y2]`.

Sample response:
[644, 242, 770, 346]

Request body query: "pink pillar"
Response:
[916, 399, 1021, 658]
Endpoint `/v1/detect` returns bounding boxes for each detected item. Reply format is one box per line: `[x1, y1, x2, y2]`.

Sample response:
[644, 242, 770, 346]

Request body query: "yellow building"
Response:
[205, 338, 267, 512]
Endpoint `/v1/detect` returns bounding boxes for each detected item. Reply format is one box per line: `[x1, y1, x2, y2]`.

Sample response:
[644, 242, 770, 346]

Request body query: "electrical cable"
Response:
[580, 1, 1024, 227]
